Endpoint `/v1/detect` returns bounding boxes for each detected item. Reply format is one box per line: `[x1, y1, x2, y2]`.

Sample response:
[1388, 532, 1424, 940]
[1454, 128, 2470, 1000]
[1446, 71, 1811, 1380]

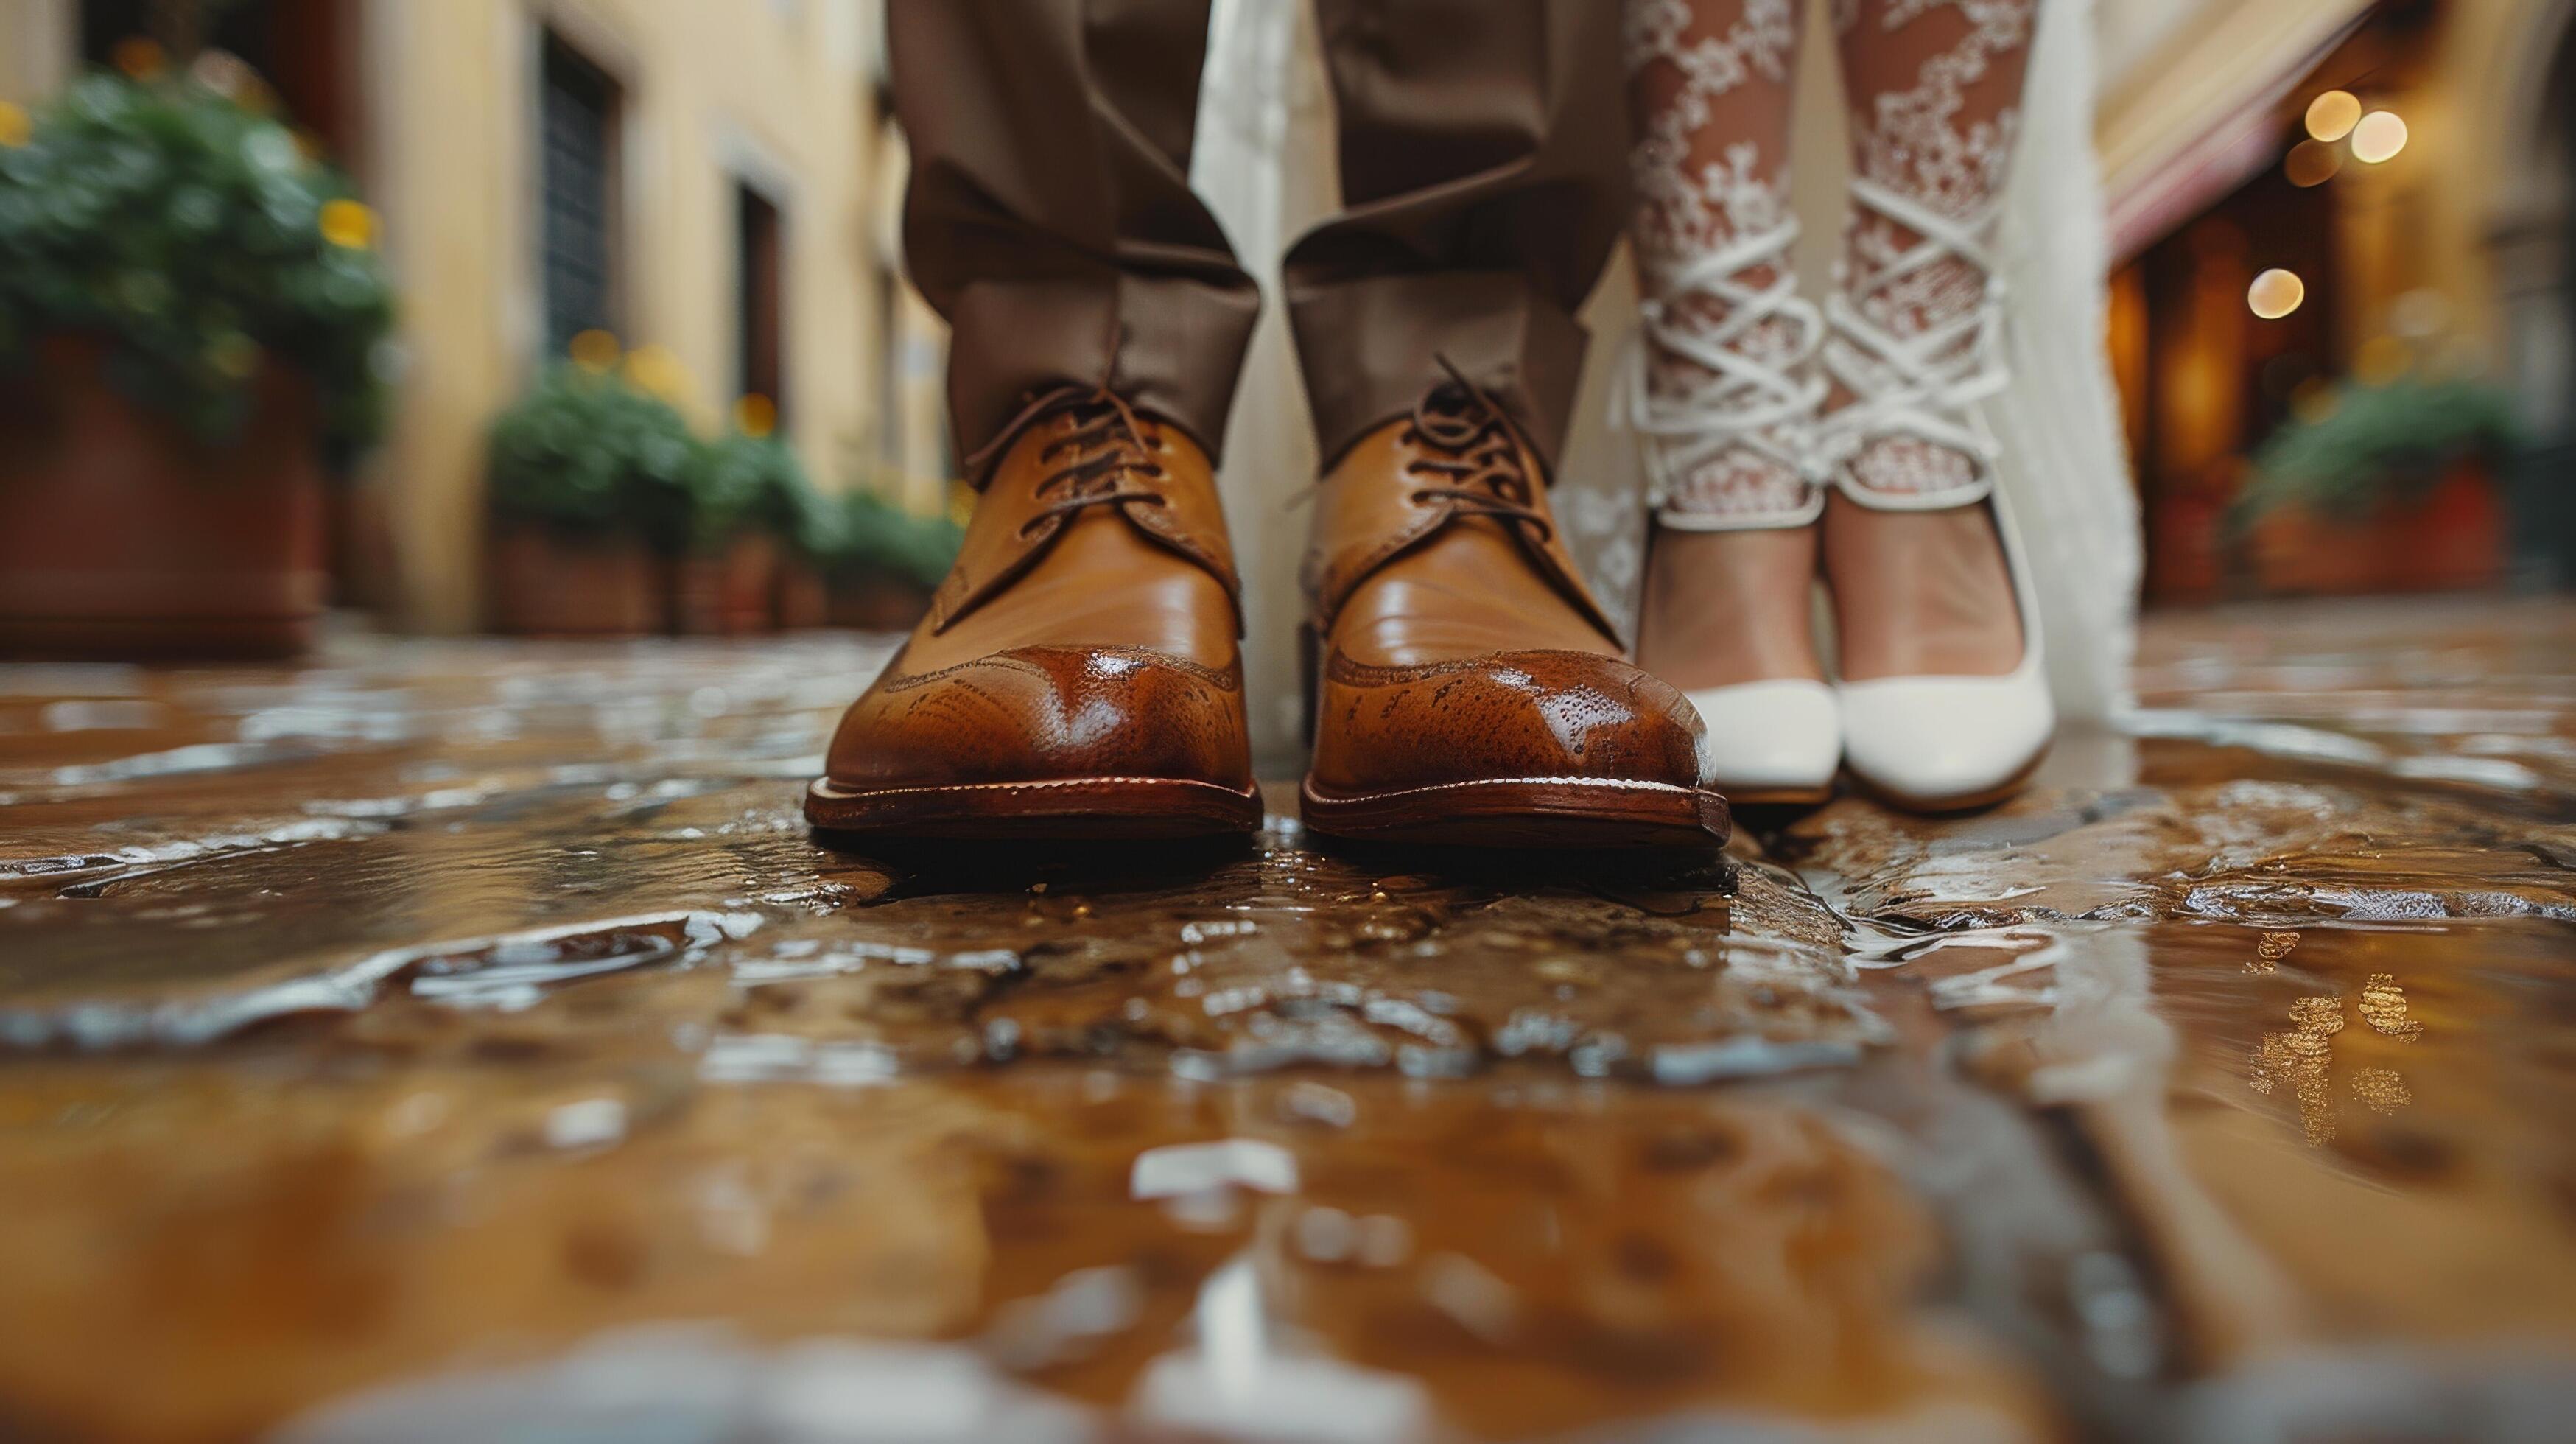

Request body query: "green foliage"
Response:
[0, 71, 396, 455]
[688, 430, 811, 550]
[485, 365, 694, 550]
[823, 488, 964, 591]
[2238, 375, 2523, 526]
[485, 364, 962, 579]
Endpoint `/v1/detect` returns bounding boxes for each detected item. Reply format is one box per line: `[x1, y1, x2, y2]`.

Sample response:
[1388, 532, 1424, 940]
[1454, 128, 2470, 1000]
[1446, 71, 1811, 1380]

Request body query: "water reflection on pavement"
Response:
[0, 596, 2569, 1442]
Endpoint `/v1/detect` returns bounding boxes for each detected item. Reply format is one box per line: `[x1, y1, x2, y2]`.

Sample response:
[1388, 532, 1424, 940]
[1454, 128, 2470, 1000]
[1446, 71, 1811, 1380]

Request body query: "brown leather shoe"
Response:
[806, 388, 1260, 838]
[1299, 371, 1728, 849]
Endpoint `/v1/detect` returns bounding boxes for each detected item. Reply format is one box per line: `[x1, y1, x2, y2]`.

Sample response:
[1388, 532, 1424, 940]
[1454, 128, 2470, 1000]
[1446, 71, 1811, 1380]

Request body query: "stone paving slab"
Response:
[0, 597, 2571, 1442]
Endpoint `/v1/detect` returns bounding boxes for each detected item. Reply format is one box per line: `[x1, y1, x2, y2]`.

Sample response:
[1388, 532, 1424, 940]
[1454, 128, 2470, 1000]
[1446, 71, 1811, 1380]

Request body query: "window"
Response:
[539, 35, 620, 357]
[736, 182, 785, 430]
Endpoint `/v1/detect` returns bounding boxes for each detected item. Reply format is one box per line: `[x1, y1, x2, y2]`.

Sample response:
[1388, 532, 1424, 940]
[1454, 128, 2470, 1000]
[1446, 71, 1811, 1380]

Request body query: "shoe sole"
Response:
[1299, 776, 1730, 849]
[804, 775, 1264, 840]
[1844, 749, 2047, 815]
[1717, 782, 1835, 808]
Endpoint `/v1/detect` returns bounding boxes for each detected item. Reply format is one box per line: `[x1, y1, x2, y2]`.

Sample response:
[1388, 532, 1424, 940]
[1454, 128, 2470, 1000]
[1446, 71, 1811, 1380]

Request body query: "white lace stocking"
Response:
[1621, 0, 1819, 530]
[1826, 0, 2035, 504]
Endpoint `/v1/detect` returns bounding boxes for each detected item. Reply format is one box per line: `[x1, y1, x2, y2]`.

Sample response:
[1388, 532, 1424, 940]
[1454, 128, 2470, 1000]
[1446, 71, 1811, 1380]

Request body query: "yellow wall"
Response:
[366, 0, 890, 630]
[1, 0, 896, 631]
[0, 1, 75, 105]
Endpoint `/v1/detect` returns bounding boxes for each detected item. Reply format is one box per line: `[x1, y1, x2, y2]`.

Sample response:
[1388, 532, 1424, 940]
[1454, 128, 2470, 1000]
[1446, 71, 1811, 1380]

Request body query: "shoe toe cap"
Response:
[1315, 649, 1707, 792]
[825, 646, 1250, 790]
[1838, 673, 2053, 807]
[1683, 679, 1841, 792]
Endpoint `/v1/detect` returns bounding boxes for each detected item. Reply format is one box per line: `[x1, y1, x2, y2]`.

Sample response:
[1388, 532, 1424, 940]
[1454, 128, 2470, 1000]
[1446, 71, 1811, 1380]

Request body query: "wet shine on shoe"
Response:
[1298, 371, 1729, 849]
[806, 387, 1261, 838]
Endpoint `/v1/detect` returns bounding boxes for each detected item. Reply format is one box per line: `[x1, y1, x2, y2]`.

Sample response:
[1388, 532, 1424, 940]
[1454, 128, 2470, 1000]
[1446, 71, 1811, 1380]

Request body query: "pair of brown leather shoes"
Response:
[806, 379, 1727, 849]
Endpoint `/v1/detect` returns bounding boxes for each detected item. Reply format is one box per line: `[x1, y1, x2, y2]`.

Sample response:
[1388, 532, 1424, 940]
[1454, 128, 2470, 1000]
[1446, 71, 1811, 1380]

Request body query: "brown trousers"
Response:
[890, 0, 1626, 477]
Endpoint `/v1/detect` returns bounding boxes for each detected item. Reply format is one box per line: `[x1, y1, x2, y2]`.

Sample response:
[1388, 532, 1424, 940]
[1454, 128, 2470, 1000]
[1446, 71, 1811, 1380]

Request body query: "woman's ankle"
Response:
[1822, 491, 2021, 680]
[1637, 527, 1827, 690]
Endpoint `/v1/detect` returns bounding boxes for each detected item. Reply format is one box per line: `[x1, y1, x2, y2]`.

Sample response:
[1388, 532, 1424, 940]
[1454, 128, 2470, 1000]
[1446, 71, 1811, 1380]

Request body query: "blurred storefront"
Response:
[2100, 0, 2576, 603]
[1, 0, 954, 631]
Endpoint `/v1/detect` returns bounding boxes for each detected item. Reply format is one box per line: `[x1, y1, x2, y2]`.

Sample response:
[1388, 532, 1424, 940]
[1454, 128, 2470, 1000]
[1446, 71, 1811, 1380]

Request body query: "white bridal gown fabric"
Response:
[1190, 0, 2137, 768]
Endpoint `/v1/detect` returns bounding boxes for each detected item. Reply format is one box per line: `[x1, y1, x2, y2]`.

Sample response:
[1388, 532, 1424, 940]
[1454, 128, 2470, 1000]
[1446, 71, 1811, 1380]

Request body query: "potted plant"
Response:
[676, 429, 808, 635]
[483, 362, 693, 634]
[775, 476, 846, 631]
[0, 72, 395, 656]
[823, 487, 963, 631]
[2233, 376, 2521, 596]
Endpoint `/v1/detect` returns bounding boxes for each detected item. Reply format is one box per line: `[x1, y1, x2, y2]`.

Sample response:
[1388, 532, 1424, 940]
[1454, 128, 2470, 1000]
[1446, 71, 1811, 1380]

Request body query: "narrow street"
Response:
[2, 596, 2570, 1442]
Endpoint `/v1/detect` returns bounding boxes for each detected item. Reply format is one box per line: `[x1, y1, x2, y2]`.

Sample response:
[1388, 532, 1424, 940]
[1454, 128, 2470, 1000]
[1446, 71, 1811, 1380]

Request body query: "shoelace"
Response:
[1815, 178, 2009, 500]
[967, 386, 1174, 539]
[1401, 357, 1553, 543]
[1615, 218, 1826, 490]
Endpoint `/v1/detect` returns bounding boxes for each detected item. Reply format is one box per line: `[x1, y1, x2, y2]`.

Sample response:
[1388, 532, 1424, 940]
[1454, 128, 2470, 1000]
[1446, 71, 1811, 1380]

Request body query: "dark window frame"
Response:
[734, 179, 787, 432]
[538, 30, 624, 358]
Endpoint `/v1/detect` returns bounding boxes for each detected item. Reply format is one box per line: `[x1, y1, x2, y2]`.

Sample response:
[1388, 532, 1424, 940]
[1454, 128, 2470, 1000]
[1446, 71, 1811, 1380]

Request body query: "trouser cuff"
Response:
[947, 271, 1259, 474]
[1285, 270, 1590, 476]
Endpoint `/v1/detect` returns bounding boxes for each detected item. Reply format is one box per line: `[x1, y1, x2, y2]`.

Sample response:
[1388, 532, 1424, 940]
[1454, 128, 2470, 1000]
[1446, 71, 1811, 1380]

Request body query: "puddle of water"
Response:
[3, 604, 2574, 1440]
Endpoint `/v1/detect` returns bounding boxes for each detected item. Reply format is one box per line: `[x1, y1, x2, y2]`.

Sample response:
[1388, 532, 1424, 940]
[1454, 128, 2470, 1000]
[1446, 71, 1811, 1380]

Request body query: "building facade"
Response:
[2096, 0, 2576, 597]
[1, 0, 948, 630]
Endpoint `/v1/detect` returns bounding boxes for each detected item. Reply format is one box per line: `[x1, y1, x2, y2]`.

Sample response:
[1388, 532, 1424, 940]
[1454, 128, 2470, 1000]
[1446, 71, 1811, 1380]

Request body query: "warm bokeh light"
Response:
[567, 329, 620, 372]
[2304, 90, 2362, 142]
[2388, 287, 2451, 339]
[2248, 268, 2305, 320]
[734, 393, 778, 437]
[2285, 139, 2341, 187]
[2356, 334, 2412, 385]
[2288, 376, 2338, 424]
[2351, 111, 2408, 163]
[0, 101, 27, 149]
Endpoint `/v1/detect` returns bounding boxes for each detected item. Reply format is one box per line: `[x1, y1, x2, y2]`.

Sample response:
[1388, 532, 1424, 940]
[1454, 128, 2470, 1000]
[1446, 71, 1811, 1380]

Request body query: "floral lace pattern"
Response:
[1622, 0, 1816, 526]
[1831, 0, 2033, 501]
[1624, 0, 1797, 271]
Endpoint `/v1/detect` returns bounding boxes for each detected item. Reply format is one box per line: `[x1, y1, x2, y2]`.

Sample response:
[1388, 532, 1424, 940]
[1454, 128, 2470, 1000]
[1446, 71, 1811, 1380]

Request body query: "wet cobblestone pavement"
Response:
[2, 595, 2571, 1442]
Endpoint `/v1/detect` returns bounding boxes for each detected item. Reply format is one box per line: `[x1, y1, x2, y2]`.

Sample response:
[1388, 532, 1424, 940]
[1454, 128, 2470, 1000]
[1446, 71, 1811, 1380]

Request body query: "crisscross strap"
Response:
[1615, 218, 1828, 531]
[1815, 178, 2008, 512]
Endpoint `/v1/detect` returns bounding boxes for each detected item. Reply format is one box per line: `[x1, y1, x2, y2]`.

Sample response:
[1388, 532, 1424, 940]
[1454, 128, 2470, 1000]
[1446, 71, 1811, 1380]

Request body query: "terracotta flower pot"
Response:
[2247, 461, 2504, 597]
[0, 335, 326, 658]
[775, 556, 830, 631]
[2382, 462, 2503, 592]
[485, 524, 670, 636]
[675, 531, 779, 635]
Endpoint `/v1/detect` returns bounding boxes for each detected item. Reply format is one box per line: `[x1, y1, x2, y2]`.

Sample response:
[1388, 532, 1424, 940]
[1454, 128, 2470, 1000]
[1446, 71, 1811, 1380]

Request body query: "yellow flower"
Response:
[319, 198, 375, 250]
[623, 344, 689, 403]
[112, 37, 166, 80]
[568, 329, 620, 373]
[733, 393, 777, 438]
[0, 102, 28, 149]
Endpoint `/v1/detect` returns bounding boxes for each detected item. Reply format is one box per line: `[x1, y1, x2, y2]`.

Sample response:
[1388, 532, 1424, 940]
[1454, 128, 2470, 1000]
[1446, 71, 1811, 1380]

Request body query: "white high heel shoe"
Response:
[1618, 218, 1840, 805]
[1817, 180, 2053, 811]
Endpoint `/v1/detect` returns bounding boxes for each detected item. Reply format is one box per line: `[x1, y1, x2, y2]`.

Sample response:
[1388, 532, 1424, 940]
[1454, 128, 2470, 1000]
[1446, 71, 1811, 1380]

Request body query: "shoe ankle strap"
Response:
[1616, 218, 1829, 530]
[1815, 180, 2007, 512]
